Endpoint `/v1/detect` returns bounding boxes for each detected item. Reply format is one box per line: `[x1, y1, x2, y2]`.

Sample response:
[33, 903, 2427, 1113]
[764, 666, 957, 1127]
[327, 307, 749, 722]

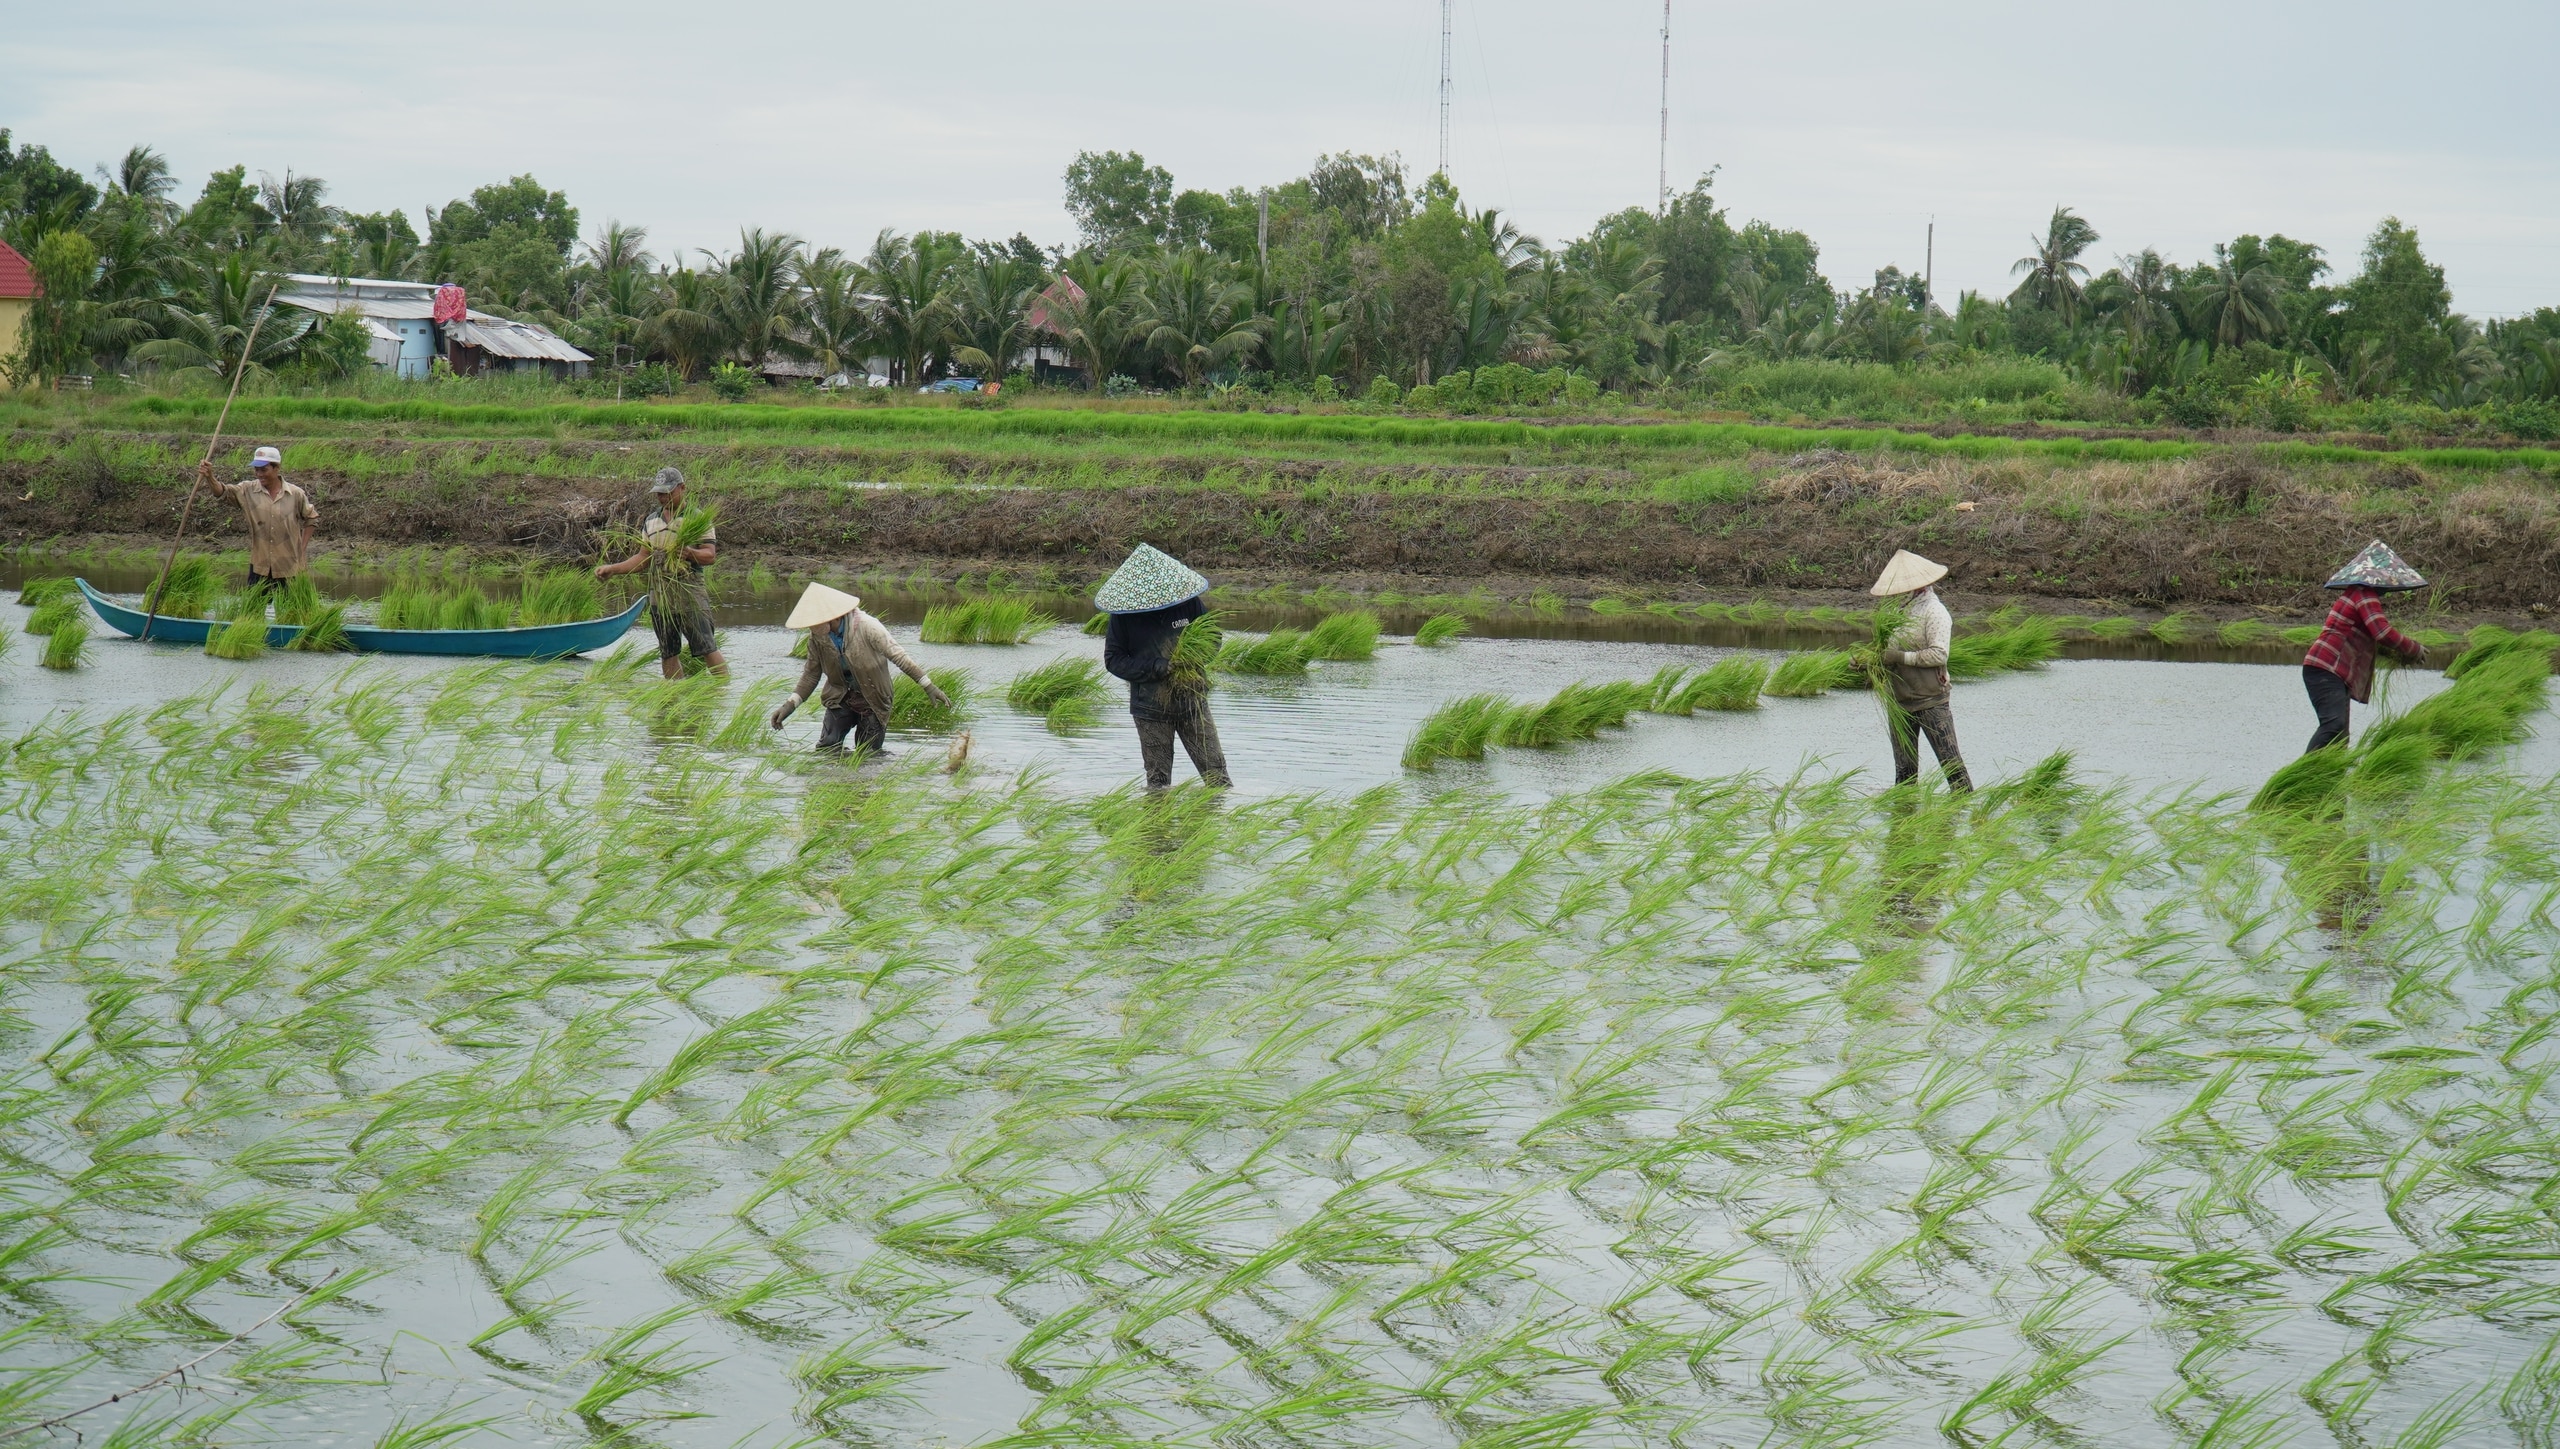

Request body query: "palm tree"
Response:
[640, 265, 730, 380]
[256, 170, 341, 251]
[2099, 249, 2175, 345]
[2010, 206, 2099, 323]
[798, 250, 875, 381]
[2186, 256, 2288, 350]
[862, 230, 955, 385]
[135, 256, 312, 376]
[1268, 297, 1349, 387]
[1449, 277, 1527, 371]
[582, 221, 654, 278]
[1135, 251, 1262, 388]
[1039, 255, 1141, 390]
[710, 228, 807, 368]
[947, 254, 1042, 382]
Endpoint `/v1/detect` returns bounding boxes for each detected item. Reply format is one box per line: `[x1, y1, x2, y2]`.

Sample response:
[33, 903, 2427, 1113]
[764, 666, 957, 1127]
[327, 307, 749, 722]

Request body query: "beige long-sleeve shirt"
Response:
[793, 609, 930, 718]
[209, 478, 319, 578]
[1886, 588, 1952, 667]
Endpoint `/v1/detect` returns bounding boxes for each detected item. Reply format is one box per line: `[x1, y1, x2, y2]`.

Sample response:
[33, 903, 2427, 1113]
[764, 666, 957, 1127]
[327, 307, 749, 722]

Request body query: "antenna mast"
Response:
[1658, 0, 1673, 212]
[1439, 0, 1453, 178]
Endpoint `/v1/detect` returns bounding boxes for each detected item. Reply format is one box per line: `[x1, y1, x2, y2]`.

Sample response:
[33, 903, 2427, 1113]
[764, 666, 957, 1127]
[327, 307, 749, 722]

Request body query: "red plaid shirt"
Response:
[2302, 586, 2422, 702]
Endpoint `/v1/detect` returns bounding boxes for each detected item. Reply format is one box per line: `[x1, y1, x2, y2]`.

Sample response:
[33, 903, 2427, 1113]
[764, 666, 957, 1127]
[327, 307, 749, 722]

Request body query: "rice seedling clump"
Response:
[1765, 648, 1861, 697]
[37, 614, 87, 668]
[1301, 609, 1380, 661]
[1006, 657, 1106, 733]
[2, 652, 2558, 1446]
[204, 611, 270, 660]
[16, 573, 77, 607]
[1214, 627, 1312, 675]
[22, 593, 80, 636]
[1414, 612, 1467, 646]
[920, 596, 1053, 644]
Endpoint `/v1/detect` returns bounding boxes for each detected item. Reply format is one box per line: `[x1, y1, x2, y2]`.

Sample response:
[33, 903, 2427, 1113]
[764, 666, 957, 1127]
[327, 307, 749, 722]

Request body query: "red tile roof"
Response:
[0, 241, 38, 299]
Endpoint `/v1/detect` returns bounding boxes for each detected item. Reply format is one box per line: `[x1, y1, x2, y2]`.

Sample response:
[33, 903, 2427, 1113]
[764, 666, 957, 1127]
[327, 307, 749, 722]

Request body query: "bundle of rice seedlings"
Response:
[2083, 616, 2139, 640]
[1766, 650, 1860, 698]
[1083, 612, 1111, 636]
[2217, 618, 2276, 646]
[517, 568, 603, 626]
[1303, 610, 1380, 661]
[2150, 612, 2201, 644]
[273, 575, 327, 626]
[920, 597, 1054, 645]
[2251, 744, 2352, 813]
[1675, 656, 1768, 711]
[24, 594, 80, 637]
[15, 575, 76, 607]
[1414, 614, 1468, 647]
[890, 665, 973, 729]
[1864, 597, 1917, 753]
[1947, 615, 2061, 679]
[2446, 625, 2560, 681]
[2279, 625, 2322, 647]
[205, 612, 270, 661]
[2364, 648, 2551, 762]
[1215, 629, 1312, 675]
[286, 604, 353, 652]
[1493, 680, 1646, 747]
[1643, 665, 1694, 714]
[143, 554, 219, 619]
[0, 620, 11, 663]
[1402, 694, 1512, 768]
[436, 585, 511, 631]
[1006, 657, 1104, 713]
[39, 617, 89, 670]
[1170, 610, 1223, 698]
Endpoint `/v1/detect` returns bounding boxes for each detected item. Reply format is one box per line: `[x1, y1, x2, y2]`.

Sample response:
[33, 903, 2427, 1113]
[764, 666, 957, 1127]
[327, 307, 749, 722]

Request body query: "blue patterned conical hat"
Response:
[1094, 543, 1210, 614]
[2324, 539, 2427, 592]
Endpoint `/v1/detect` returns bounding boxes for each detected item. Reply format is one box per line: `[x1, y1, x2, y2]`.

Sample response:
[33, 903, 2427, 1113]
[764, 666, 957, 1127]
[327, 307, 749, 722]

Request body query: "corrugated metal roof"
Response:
[0, 240, 39, 300]
[443, 318, 593, 363]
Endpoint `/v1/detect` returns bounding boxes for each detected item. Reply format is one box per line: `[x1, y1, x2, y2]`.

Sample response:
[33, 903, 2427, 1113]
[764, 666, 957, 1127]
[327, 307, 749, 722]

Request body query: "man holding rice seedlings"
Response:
[769, 583, 948, 755]
[1863, 549, 1972, 792]
[1098, 543, 1231, 790]
[596, 467, 728, 679]
[2299, 539, 2429, 753]
[193, 447, 317, 595]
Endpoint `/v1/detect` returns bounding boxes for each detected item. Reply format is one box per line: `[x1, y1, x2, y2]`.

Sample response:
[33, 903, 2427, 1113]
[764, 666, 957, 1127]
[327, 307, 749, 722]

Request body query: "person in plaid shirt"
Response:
[2301, 540, 2428, 752]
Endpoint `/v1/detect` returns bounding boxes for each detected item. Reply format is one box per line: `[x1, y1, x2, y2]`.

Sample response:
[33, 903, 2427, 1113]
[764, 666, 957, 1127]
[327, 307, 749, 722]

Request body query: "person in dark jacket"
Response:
[1096, 544, 1231, 790]
[2300, 539, 2429, 753]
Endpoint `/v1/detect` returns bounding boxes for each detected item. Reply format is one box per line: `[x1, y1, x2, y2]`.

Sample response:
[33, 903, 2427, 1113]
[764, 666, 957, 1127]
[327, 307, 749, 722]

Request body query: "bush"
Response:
[621, 363, 681, 398]
[1564, 374, 1600, 406]
[1363, 374, 1401, 406]
[2493, 399, 2560, 441]
[708, 362, 757, 402]
[1404, 384, 1441, 411]
[1655, 466, 1755, 508]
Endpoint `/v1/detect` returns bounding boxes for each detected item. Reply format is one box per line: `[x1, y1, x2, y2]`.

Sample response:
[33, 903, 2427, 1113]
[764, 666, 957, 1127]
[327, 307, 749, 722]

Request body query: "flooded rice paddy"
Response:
[3, 589, 2559, 1448]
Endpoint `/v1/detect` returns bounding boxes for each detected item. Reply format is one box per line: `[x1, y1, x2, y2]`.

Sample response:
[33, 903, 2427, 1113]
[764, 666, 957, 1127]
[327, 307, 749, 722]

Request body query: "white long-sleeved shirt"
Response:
[1886, 588, 1952, 668]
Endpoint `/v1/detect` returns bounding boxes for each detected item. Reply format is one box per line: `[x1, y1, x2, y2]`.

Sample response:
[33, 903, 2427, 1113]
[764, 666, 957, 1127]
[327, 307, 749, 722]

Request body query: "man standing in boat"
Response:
[596, 467, 729, 679]
[1863, 549, 1972, 793]
[194, 446, 317, 595]
[1098, 543, 1231, 790]
[767, 583, 949, 755]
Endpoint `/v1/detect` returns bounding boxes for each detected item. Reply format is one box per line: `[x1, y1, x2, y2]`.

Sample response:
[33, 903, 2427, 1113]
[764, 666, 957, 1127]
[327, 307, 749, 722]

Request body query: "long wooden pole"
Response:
[139, 282, 279, 641]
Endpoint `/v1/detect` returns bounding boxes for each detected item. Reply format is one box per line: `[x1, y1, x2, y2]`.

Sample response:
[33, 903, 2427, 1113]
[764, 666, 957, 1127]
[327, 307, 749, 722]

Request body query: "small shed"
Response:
[0, 240, 39, 377]
[279, 275, 591, 379]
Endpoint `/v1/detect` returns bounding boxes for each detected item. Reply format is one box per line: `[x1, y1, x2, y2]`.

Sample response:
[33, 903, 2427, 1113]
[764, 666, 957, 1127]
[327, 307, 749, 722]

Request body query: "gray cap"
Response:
[652, 467, 686, 494]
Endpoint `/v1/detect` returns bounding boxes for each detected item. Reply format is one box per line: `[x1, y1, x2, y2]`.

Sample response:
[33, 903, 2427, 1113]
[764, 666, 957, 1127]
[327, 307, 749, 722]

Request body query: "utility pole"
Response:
[1439, 0, 1453, 179]
[1658, 0, 1672, 213]
[1257, 189, 1270, 288]
[1925, 217, 1935, 310]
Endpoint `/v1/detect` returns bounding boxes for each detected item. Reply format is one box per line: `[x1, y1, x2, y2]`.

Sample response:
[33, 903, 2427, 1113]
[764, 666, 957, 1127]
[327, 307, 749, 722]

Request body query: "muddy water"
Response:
[3, 590, 2510, 803]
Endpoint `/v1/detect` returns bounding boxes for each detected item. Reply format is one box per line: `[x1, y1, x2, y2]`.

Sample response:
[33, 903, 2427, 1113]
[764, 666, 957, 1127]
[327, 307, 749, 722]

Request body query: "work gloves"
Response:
[769, 697, 798, 729]
[922, 678, 951, 709]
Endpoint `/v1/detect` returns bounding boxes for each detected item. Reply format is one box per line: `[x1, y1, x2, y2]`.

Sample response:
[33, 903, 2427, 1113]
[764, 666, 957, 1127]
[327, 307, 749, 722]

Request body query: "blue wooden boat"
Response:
[77, 579, 650, 659]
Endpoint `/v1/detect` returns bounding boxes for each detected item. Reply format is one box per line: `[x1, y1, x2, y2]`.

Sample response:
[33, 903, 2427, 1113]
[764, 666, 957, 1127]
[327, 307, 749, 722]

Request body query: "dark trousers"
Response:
[244, 571, 294, 592]
[2304, 665, 2353, 753]
[816, 701, 886, 755]
[1137, 702, 1230, 789]
[1890, 702, 1973, 792]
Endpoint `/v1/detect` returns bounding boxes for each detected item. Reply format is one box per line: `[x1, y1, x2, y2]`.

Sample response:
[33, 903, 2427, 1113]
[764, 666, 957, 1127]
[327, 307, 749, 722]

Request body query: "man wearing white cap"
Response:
[1865, 549, 1972, 793]
[194, 446, 319, 593]
[769, 583, 948, 755]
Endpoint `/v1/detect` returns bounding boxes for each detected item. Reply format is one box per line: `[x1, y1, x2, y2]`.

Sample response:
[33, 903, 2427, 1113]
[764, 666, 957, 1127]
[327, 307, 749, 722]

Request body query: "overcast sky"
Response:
[15, 1, 2557, 314]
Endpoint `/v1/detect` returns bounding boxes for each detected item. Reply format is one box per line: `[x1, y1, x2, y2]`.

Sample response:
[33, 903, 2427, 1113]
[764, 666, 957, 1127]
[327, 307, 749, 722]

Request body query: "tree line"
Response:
[2, 130, 2555, 432]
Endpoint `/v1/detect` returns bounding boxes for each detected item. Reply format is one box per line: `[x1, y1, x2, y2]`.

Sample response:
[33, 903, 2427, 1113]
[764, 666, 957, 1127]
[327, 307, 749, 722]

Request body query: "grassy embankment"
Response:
[8, 392, 2559, 626]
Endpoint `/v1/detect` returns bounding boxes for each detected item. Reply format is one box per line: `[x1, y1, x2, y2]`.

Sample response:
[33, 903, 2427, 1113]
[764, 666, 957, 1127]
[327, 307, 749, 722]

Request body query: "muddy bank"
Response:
[8, 436, 2558, 616]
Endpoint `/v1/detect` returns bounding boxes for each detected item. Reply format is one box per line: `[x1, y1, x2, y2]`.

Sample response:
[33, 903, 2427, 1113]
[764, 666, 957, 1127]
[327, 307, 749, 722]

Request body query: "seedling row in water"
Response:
[1, 637, 2557, 1447]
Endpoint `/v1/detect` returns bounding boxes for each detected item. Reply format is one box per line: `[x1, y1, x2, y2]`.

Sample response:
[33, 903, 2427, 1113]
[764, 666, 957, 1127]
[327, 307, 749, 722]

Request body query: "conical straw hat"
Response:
[1869, 549, 1948, 597]
[785, 583, 862, 629]
[2324, 539, 2428, 592]
[1093, 543, 1210, 614]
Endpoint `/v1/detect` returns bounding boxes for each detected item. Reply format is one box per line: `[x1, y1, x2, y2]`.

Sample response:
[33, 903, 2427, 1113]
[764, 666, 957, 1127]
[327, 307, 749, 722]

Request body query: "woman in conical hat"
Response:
[767, 583, 949, 756]
[2299, 540, 2428, 753]
[1865, 549, 1972, 792]
[1096, 544, 1230, 790]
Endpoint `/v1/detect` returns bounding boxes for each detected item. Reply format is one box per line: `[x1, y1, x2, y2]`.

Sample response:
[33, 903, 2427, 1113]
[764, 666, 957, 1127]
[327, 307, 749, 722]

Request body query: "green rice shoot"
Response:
[205, 611, 270, 661]
[1414, 613, 1468, 647]
[37, 615, 87, 668]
